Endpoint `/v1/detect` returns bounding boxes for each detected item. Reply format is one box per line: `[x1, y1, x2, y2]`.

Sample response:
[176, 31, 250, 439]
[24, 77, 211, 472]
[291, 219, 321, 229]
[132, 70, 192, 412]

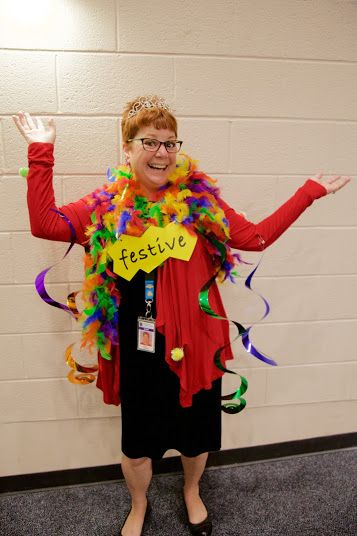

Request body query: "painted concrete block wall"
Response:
[0, 0, 356, 476]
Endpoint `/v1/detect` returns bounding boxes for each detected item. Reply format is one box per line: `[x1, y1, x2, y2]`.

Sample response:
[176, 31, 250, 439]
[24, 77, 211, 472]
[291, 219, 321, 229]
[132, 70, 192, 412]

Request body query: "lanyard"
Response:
[144, 271, 155, 319]
[138, 271, 157, 353]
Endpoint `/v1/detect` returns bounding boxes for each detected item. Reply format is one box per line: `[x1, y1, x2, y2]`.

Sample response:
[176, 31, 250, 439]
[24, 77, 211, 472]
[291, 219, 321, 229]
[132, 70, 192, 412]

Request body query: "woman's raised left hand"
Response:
[310, 173, 351, 195]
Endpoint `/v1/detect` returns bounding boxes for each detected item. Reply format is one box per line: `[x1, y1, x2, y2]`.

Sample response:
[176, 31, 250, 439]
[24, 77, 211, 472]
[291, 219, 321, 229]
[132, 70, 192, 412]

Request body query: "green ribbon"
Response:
[199, 236, 248, 414]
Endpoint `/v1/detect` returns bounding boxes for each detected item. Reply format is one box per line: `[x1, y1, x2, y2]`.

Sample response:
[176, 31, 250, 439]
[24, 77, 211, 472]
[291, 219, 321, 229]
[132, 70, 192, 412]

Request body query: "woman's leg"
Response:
[120, 454, 152, 535]
[181, 452, 209, 524]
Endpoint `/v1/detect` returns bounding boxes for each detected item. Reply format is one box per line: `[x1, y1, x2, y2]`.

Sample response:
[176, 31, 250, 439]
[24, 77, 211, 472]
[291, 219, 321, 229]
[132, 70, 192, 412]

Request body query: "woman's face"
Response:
[123, 126, 177, 197]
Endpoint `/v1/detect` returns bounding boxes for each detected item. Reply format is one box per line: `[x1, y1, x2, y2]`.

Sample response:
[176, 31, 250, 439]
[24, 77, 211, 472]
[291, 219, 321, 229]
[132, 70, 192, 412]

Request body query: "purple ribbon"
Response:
[242, 257, 277, 366]
[35, 209, 78, 318]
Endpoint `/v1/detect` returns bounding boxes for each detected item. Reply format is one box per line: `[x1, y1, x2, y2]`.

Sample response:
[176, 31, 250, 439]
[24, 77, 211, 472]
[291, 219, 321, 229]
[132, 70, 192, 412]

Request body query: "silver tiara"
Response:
[127, 96, 173, 119]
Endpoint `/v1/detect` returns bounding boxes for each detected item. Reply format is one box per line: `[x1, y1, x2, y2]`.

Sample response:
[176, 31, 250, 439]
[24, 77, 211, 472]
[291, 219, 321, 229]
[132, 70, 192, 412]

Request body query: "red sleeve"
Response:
[27, 142, 92, 245]
[219, 179, 327, 251]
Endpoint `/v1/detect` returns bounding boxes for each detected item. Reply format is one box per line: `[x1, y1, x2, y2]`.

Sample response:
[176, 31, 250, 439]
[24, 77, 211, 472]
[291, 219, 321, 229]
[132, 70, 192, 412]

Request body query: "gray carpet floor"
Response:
[1, 449, 356, 536]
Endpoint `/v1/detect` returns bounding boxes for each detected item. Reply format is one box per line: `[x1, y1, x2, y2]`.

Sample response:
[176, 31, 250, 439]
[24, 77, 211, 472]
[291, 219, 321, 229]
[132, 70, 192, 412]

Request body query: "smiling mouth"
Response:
[148, 163, 168, 171]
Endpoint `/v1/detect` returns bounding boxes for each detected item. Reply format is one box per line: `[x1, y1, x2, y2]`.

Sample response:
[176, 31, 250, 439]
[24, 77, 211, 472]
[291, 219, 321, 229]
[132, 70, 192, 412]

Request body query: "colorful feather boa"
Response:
[81, 154, 241, 360]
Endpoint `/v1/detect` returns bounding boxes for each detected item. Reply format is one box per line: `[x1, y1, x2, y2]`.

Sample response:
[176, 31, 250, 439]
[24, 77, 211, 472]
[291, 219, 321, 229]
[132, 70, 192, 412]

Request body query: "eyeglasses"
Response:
[127, 138, 183, 153]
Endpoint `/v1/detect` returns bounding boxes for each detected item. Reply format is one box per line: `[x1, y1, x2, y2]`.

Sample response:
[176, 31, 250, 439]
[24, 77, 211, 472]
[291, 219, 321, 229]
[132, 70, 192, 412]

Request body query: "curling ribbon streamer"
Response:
[35, 209, 77, 317]
[65, 343, 97, 385]
[34, 209, 98, 383]
[241, 260, 277, 367]
[199, 237, 248, 414]
[67, 291, 81, 319]
[199, 236, 276, 414]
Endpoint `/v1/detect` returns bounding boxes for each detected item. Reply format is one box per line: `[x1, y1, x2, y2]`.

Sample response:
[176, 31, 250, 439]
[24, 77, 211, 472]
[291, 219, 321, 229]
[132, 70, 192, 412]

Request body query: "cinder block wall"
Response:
[1, 0, 356, 476]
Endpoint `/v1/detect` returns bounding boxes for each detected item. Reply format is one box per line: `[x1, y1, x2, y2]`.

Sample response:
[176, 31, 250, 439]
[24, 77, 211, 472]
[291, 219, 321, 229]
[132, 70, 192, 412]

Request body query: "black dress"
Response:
[117, 269, 222, 460]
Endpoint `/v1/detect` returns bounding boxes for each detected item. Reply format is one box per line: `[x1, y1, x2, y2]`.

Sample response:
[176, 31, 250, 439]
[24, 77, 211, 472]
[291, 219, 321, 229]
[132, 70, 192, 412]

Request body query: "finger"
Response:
[12, 115, 20, 129]
[24, 112, 35, 130]
[339, 176, 351, 187]
[12, 115, 25, 135]
[326, 175, 341, 185]
[330, 177, 350, 193]
[18, 111, 27, 128]
[48, 117, 56, 132]
[37, 117, 44, 129]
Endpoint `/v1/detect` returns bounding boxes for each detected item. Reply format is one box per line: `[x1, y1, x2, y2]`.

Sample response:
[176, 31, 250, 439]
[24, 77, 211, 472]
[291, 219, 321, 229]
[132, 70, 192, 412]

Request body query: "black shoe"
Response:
[183, 494, 212, 536]
[188, 515, 212, 536]
[119, 499, 151, 536]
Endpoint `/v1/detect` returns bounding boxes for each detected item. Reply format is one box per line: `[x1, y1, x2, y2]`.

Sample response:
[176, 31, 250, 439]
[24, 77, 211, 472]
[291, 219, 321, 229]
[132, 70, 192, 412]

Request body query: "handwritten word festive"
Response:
[108, 223, 197, 280]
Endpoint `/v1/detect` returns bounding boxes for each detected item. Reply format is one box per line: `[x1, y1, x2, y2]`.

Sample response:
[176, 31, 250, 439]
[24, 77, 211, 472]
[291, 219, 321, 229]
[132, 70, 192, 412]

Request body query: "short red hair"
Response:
[121, 95, 178, 142]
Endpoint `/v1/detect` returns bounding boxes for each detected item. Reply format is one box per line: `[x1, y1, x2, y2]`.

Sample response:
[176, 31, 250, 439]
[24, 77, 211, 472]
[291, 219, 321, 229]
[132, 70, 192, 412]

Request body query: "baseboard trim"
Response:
[1, 432, 356, 494]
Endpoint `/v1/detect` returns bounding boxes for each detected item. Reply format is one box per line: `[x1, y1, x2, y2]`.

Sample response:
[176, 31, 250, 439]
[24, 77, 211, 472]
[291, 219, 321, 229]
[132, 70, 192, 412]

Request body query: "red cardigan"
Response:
[27, 143, 327, 407]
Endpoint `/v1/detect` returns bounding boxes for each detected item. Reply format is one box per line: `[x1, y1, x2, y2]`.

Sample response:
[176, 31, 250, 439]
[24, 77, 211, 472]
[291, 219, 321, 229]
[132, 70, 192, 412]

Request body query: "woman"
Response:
[12, 97, 350, 536]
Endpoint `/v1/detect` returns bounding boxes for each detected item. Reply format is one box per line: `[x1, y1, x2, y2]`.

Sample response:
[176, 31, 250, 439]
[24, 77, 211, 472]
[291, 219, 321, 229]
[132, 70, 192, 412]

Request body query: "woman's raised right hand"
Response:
[12, 111, 56, 145]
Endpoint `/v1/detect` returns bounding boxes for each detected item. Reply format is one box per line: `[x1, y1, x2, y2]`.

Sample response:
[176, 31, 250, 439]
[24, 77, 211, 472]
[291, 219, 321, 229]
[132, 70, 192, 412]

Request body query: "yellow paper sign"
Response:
[108, 223, 197, 280]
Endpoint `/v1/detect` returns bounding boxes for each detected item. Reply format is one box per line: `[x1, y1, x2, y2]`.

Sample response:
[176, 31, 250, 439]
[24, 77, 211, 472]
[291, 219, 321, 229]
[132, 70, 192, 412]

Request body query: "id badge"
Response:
[137, 316, 156, 353]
